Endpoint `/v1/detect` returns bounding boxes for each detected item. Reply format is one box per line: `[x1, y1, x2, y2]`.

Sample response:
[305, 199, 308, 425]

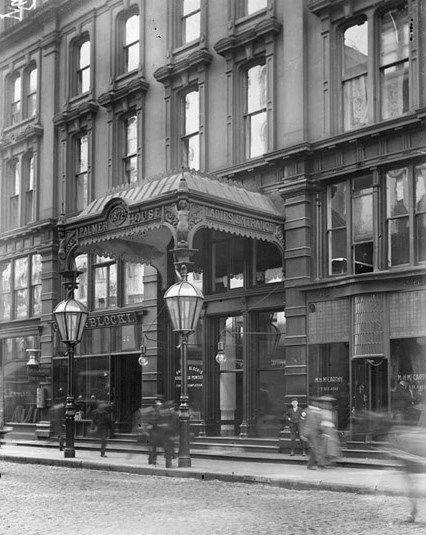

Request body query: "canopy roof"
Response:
[62, 169, 285, 269]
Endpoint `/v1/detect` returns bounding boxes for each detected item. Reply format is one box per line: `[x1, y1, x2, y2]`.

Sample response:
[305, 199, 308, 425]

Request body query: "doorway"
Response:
[352, 357, 388, 414]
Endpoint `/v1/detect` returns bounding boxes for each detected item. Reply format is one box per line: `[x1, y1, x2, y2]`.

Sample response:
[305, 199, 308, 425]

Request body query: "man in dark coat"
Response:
[91, 401, 114, 457]
[300, 399, 325, 470]
[286, 399, 306, 456]
[147, 396, 177, 468]
[392, 380, 414, 421]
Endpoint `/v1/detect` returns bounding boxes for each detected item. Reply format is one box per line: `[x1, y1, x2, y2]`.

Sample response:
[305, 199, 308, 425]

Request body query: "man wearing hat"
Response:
[286, 398, 306, 456]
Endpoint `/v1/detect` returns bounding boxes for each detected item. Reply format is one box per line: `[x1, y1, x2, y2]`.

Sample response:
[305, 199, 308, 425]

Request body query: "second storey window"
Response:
[123, 115, 138, 183]
[326, 162, 426, 277]
[9, 160, 20, 229]
[182, 90, 199, 169]
[77, 40, 91, 94]
[24, 154, 35, 224]
[0, 254, 42, 321]
[93, 256, 117, 309]
[245, 64, 267, 158]
[124, 14, 139, 73]
[75, 135, 88, 211]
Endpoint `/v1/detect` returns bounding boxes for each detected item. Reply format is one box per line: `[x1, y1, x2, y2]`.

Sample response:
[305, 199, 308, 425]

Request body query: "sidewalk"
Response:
[1, 442, 426, 498]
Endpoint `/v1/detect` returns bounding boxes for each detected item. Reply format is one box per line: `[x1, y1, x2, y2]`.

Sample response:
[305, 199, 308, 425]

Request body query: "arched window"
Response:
[77, 40, 91, 94]
[124, 14, 139, 73]
[26, 66, 37, 117]
[10, 75, 21, 124]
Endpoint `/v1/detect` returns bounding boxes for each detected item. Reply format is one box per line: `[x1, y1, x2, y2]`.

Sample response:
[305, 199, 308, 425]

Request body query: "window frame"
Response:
[75, 38, 91, 96]
[122, 113, 139, 184]
[337, 2, 411, 133]
[92, 256, 118, 310]
[25, 64, 38, 118]
[181, 88, 200, 170]
[0, 254, 42, 322]
[244, 62, 268, 159]
[7, 63, 38, 126]
[180, 0, 201, 46]
[117, 10, 140, 76]
[74, 134, 89, 212]
[324, 161, 426, 279]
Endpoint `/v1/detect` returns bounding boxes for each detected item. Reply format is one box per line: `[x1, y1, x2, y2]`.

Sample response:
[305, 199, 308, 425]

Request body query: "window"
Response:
[123, 115, 138, 183]
[24, 154, 35, 224]
[254, 241, 284, 285]
[74, 254, 88, 306]
[340, 4, 410, 130]
[326, 163, 426, 277]
[124, 14, 139, 73]
[380, 5, 409, 120]
[342, 21, 368, 131]
[0, 254, 41, 321]
[352, 176, 374, 274]
[213, 234, 247, 292]
[11, 75, 21, 124]
[386, 168, 409, 266]
[326, 177, 374, 276]
[26, 67, 37, 117]
[328, 183, 348, 275]
[9, 160, 20, 229]
[31, 254, 42, 316]
[182, 90, 199, 170]
[246, 0, 267, 15]
[245, 64, 267, 158]
[386, 163, 426, 266]
[77, 40, 91, 94]
[415, 164, 426, 262]
[124, 262, 144, 305]
[0, 263, 11, 321]
[75, 135, 88, 211]
[181, 0, 200, 44]
[93, 256, 117, 309]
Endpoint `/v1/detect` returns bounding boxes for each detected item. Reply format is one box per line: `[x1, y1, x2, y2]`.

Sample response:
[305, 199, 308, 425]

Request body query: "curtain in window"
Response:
[343, 75, 368, 130]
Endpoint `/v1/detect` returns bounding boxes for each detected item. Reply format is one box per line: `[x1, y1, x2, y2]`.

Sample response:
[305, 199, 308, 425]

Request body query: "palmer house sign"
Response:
[73, 201, 280, 242]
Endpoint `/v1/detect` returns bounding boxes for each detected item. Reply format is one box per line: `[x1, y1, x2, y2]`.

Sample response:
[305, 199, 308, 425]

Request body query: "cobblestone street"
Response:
[1, 462, 425, 535]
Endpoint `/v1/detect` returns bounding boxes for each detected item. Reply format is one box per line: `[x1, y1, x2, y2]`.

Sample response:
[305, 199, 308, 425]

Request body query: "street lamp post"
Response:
[164, 264, 204, 468]
[53, 281, 88, 458]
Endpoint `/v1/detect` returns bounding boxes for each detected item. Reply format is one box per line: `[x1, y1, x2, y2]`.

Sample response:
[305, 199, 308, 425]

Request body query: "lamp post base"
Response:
[178, 457, 191, 468]
[63, 448, 75, 458]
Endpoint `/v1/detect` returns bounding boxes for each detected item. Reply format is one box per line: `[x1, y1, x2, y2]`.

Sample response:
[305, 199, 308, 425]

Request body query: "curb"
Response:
[1, 453, 422, 498]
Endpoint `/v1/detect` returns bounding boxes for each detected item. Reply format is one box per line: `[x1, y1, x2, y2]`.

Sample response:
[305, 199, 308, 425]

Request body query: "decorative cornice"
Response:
[53, 100, 99, 127]
[98, 77, 149, 108]
[0, 122, 43, 149]
[214, 17, 282, 57]
[153, 49, 213, 85]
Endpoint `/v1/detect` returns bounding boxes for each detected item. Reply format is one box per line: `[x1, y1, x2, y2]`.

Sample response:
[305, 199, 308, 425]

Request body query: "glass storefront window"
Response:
[308, 343, 350, 429]
[391, 338, 426, 414]
[3, 335, 37, 423]
[93, 256, 117, 309]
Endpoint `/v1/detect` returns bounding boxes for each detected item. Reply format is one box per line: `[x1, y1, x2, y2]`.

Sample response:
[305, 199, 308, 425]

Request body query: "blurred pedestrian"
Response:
[317, 396, 340, 466]
[49, 399, 66, 451]
[286, 399, 306, 456]
[90, 401, 114, 457]
[300, 398, 325, 470]
[391, 380, 413, 421]
[147, 395, 177, 468]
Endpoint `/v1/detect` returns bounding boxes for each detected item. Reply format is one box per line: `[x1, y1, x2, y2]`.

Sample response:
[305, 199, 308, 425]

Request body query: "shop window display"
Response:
[2, 336, 38, 423]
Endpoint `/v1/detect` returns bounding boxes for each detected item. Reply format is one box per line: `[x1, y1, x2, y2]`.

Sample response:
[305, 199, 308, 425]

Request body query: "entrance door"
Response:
[215, 316, 243, 436]
[352, 357, 388, 414]
[111, 355, 141, 432]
